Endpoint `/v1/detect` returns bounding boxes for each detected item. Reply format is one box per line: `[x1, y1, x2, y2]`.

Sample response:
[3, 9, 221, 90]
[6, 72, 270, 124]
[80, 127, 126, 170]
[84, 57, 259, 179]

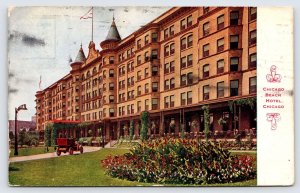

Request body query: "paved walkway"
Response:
[9, 146, 101, 163]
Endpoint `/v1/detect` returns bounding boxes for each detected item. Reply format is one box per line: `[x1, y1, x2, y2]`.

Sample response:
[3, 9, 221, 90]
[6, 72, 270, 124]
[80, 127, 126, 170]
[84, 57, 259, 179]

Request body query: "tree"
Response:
[9, 131, 14, 142]
[202, 105, 210, 143]
[129, 120, 134, 141]
[18, 129, 26, 147]
[140, 111, 149, 141]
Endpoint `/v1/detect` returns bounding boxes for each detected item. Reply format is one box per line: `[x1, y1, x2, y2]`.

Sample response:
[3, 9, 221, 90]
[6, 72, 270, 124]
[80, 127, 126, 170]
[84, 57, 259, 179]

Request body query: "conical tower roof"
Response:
[74, 44, 86, 62]
[105, 17, 121, 41]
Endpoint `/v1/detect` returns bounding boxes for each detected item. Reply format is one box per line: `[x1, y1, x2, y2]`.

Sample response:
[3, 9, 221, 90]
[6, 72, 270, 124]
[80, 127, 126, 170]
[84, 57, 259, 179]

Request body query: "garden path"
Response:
[9, 146, 101, 163]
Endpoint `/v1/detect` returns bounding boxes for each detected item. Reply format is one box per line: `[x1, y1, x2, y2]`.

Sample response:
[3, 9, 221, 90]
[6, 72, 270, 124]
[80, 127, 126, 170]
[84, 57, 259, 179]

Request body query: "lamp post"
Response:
[14, 104, 27, 156]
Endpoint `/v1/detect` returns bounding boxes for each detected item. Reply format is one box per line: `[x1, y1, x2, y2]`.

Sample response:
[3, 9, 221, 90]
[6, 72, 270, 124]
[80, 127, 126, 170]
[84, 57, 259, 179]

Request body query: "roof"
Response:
[74, 45, 86, 62]
[105, 17, 121, 41]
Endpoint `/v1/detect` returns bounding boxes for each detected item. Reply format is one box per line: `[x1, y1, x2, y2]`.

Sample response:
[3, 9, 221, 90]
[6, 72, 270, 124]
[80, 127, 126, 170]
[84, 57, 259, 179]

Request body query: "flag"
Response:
[80, 7, 93, 20]
[39, 75, 42, 90]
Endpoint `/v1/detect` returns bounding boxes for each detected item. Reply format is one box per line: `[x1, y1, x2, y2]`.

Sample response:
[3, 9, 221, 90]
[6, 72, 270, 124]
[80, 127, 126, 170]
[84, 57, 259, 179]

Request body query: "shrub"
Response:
[102, 138, 256, 185]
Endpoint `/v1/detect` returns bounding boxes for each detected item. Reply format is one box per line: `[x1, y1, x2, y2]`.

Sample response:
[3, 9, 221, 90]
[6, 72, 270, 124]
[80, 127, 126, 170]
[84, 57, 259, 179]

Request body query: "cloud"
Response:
[9, 31, 45, 47]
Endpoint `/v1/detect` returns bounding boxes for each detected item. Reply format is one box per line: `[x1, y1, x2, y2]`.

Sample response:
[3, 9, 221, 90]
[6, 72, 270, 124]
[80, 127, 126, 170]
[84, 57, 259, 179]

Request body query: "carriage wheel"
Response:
[69, 147, 74, 155]
[79, 146, 83, 154]
[56, 149, 61, 156]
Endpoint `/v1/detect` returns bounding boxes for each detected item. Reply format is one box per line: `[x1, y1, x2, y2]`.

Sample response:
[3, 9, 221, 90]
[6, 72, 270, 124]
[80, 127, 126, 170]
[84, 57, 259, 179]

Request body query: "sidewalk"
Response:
[9, 146, 101, 163]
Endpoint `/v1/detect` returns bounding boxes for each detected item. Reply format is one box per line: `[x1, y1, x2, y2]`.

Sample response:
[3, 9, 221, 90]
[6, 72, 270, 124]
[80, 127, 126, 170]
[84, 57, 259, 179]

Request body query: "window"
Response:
[152, 66, 158, 76]
[170, 25, 175, 36]
[217, 15, 224, 30]
[164, 96, 169, 108]
[170, 61, 175, 72]
[203, 44, 209, 57]
[137, 101, 141, 112]
[152, 98, 158, 110]
[152, 82, 158, 92]
[164, 79, 170, 90]
[249, 77, 257, 94]
[230, 57, 239, 71]
[109, 69, 114, 77]
[151, 49, 158, 59]
[181, 92, 186, 106]
[181, 74, 187, 86]
[187, 72, 193, 85]
[127, 49, 131, 58]
[187, 35, 193, 47]
[164, 45, 170, 56]
[203, 85, 209, 100]
[131, 104, 134, 114]
[145, 83, 149, 94]
[145, 99, 149, 111]
[145, 68, 149, 77]
[170, 78, 175, 89]
[187, 54, 193, 66]
[164, 63, 170, 74]
[217, 82, 224, 98]
[109, 95, 114, 103]
[217, 38, 224, 52]
[203, 64, 209, 78]
[187, 91, 192, 104]
[145, 51, 150, 62]
[137, 86, 141, 96]
[181, 19, 186, 30]
[170, 95, 175, 107]
[109, 56, 114, 64]
[152, 32, 158, 42]
[217, 59, 224, 74]
[127, 105, 131, 114]
[108, 108, 114, 117]
[170, 43, 175, 54]
[230, 80, 239, 96]
[137, 55, 141, 65]
[187, 15, 192, 27]
[181, 56, 187, 68]
[137, 39, 141, 49]
[109, 83, 114, 91]
[164, 28, 169, 39]
[230, 11, 239, 25]
[230, 35, 239, 49]
[145, 35, 149, 45]
[181, 38, 186, 50]
[203, 22, 210, 36]
[137, 71, 141, 81]
[250, 7, 257, 21]
[249, 53, 257, 68]
[249, 30, 257, 45]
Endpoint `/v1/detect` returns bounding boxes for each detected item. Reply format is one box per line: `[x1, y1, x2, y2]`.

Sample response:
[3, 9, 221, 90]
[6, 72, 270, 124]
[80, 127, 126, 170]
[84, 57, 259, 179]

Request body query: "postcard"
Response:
[8, 6, 294, 186]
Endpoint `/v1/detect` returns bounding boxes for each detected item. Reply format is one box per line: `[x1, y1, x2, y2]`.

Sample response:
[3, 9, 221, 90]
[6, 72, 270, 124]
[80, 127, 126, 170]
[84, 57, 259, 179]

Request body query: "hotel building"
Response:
[35, 7, 257, 140]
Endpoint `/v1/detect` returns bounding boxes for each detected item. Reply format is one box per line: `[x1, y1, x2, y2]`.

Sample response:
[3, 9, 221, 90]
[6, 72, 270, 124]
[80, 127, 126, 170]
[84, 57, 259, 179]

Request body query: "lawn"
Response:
[9, 146, 55, 157]
[9, 148, 256, 186]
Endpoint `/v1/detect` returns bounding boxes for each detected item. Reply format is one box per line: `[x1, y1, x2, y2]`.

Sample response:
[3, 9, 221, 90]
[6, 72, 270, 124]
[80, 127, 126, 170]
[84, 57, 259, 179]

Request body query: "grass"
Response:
[9, 146, 55, 157]
[9, 148, 257, 186]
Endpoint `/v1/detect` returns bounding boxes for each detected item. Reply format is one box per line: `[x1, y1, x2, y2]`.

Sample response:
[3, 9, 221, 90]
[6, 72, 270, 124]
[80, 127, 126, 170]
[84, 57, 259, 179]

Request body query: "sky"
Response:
[8, 6, 170, 121]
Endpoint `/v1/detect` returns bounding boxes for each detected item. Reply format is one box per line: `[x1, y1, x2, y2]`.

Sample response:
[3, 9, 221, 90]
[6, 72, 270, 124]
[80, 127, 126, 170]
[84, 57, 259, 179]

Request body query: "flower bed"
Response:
[101, 138, 256, 185]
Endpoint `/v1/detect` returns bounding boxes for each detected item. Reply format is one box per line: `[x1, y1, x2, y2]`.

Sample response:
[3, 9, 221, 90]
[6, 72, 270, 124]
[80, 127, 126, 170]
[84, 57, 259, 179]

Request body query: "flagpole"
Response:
[92, 7, 94, 42]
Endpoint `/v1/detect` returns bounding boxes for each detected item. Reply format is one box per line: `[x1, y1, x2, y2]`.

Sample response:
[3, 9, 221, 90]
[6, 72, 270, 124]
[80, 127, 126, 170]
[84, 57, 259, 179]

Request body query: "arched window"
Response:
[86, 71, 91, 78]
[92, 67, 97, 74]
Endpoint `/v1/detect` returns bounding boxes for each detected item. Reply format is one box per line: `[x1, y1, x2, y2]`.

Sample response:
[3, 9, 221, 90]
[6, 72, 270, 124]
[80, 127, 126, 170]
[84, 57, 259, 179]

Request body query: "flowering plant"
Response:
[101, 138, 256, 185]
